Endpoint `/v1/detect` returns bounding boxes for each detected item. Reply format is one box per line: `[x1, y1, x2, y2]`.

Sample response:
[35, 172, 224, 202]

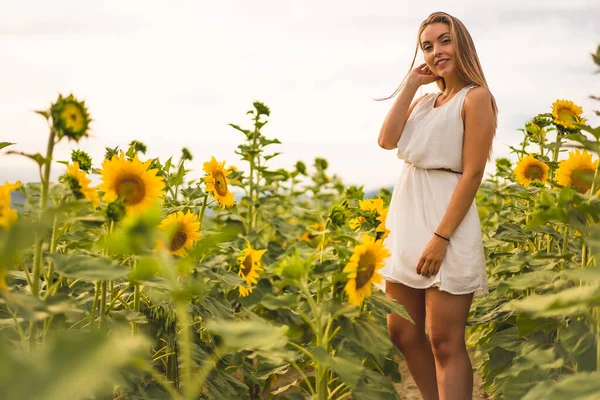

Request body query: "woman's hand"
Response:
[408, 62, 441, 87]
[416, 235, 449, 278]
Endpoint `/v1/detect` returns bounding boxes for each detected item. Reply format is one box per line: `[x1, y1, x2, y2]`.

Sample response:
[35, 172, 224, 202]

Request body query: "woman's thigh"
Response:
[385, 281, 427, 339]
[425, 288, 473, 345]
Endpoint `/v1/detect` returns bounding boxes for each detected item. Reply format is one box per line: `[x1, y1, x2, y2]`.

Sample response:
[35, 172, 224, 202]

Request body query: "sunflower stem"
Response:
[41, 213, 59, 345]
[90, 280, 101, 329]
[31, 128, 58, 296]
[176, 300, 193, 397]
[29, 127, 58, 350]
[198, 194, 208, 231]
[561, 226, 569, 255]
[300, 279, 329, 398]
[99, 280, 107, 327]
[132, 282, 141, 335]
[319, 219, 329, 265]
[588, 142, 600, 200]
[550, 128, 564, 182]
[291, 361, 316, 397]
[43, 214, 60, 300]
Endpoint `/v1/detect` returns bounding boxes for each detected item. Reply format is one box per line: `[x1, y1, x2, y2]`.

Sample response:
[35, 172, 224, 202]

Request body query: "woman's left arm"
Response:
[416, 87, 495, 278]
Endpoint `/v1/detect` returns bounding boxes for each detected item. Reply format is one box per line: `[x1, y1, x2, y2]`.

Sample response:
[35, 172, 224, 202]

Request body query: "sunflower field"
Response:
[0, 45, 599, 400]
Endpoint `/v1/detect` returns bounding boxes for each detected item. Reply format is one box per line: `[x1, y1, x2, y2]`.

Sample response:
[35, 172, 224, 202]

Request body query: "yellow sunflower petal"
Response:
[0, 181, 22, 229]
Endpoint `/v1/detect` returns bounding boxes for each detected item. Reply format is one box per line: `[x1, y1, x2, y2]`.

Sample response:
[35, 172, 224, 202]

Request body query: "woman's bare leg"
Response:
[386, 281, 439, 400]
[425, 288, 474, 400]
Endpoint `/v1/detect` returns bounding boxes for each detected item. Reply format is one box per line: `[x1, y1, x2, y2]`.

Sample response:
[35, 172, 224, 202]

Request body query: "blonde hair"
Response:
[382, 12, 497, 161]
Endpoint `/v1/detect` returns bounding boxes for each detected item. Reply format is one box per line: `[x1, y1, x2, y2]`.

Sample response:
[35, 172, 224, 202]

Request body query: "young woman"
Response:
[376, 12, 497, 400]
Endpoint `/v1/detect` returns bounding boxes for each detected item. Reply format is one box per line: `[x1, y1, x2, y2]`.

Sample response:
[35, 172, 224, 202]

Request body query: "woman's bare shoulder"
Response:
[464, 86, 492, 104]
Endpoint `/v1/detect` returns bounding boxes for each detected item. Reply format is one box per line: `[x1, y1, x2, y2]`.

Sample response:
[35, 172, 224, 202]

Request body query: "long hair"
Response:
[380, 12, 498, 161]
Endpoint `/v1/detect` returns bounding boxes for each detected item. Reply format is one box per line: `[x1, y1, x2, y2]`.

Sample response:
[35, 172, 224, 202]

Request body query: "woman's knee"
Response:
[388, 319, 426, 350]
[428, 331, 465, 362]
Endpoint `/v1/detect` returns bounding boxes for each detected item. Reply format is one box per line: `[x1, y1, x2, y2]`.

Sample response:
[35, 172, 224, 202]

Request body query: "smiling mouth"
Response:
[436, 59, 449, 66]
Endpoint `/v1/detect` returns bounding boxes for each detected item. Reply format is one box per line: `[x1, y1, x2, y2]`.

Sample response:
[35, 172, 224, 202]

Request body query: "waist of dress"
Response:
[404, 161, 463, 175]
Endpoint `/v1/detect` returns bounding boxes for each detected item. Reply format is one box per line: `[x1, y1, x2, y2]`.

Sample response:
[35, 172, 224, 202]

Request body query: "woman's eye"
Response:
[442, 39, 450, 44]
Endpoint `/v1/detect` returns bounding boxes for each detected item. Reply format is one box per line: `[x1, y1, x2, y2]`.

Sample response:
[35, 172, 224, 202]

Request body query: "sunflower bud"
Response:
[295, 161, 307, 176]
[127, 140, 147, 158]
[496, 157, 512, 170]
[345, 185, 365, 201]
[106, 200, 126, 223]
[105, 146, 119, 160]
[529, 180, 546, 188]
[181, 147, 193, 161]
[253, 101, 271, 117]
[314, 158, 328, 171]
[328, 201, 351, 229]
[530, 115, 553, 129]
[275, 248, 310, 280]
[71, 150, 93, 172]
[50, 94, 91, 142]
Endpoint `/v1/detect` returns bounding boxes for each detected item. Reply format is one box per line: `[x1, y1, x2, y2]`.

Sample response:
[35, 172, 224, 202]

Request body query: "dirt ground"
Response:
[394, 349, 487, 399]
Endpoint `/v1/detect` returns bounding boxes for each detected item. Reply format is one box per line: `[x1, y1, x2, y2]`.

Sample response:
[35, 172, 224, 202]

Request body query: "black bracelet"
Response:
[434, 232, 450, 242]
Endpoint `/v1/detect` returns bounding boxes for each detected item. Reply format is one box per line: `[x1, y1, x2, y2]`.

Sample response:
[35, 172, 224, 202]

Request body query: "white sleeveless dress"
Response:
[377, 84, 489, 298]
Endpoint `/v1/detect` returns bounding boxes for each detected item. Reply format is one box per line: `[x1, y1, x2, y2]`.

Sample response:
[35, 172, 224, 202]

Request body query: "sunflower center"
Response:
[242, 254, 253, 276]
[214, 171, 228, 197]
[570, 168, 595, 194]
[525, 164, 544, 180]
[557, 109, 576, 124]
[116, 175, 146, 205]
[355, 250, 377, 290]
[61, 104, 83, 130]
[170, 227, 188, 251]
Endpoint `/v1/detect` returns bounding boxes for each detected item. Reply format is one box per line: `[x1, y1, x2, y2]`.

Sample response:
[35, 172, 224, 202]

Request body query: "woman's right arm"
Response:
[377, 63, 439, 150]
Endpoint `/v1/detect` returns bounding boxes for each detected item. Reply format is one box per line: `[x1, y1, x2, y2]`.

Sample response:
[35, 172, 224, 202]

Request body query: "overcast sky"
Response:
[1, 0, 599, 192]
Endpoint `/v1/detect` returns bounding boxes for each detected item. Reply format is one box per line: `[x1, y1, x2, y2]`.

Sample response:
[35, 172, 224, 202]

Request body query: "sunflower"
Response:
[51, 94, 91, 141]
[376, 206, 390, 240]
[514, 154, 549, 187]
[343, 234, 391, 305]
[63, 162, 99, 206]
[0, 181, 21, 230]
[555, 149, 599, 194]
[202, 156, 236, 208]
[551, 99, 587, 130]
[300, 221, 326, 242]
[348, 216, 366, 230]
[525, 121, 547, 142]
[156, 211, 202, 257]
[99, 152, 165, 215]
[348, 198, 389, 239]
[236, 240, 267, 297]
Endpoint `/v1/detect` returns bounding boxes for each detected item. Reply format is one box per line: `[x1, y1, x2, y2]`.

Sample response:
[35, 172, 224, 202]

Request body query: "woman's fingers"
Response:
[419, 259, 441, 277]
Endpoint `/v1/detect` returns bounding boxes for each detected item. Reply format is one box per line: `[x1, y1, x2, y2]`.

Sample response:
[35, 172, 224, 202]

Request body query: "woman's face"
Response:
[420, 23, 456, 79]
